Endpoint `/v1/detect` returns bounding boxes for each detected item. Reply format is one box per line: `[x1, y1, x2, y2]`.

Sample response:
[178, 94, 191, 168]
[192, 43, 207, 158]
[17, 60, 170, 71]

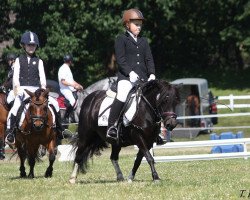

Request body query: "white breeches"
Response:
[60, 88, 77, 107]
[116, 80, 133, 102]
[7, 89, 60, 128]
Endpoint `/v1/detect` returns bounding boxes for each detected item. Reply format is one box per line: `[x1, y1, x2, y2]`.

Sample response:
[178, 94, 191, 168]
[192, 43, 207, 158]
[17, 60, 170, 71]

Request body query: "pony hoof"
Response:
[128, 179, 133, 183]
[69, 178, 76, 184]
[153, 179, 161, 184]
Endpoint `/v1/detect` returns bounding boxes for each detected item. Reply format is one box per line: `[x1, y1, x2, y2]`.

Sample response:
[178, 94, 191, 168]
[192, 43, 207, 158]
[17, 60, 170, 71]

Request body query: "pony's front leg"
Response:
[17, 146, 27, 178]
[144, 149, 160, 182]
[111, 145, 124, 181]
[28, 155, 35, 178]
[45, 140, 56, 178]
[27, 145, 39, 178]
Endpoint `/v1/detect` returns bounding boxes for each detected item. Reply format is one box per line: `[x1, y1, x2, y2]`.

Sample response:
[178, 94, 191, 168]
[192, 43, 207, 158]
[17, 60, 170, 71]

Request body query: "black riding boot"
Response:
[106, 99, 125, 144]
[5, 114, 17, 145]
[55, 111, 72, 139]
[63, 105, 74, 123]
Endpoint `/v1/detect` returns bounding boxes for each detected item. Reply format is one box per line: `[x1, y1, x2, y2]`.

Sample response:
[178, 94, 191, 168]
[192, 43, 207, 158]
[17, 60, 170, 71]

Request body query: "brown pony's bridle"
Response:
[29, 98, 49, 131]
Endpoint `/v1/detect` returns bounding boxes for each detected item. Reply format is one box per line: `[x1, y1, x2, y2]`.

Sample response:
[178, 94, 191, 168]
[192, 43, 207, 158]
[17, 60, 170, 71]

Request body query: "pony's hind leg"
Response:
[111, 145, 124, 181]
[69, 162, 79, 184]
[69, 145, 86, 184]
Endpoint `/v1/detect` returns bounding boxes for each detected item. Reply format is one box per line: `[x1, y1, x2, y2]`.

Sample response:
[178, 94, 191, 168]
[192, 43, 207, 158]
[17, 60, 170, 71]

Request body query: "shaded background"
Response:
[0, 0, 249, 89]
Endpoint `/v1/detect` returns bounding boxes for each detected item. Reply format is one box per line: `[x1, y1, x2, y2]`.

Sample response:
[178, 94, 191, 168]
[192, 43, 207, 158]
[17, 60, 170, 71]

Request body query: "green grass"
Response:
[1, 88, 250, 199]
[1, 147, 250, 200]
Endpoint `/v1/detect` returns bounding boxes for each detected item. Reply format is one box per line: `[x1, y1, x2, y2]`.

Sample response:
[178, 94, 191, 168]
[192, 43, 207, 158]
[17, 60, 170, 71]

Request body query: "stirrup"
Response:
[5, 133, 15, 146]
[106, 126, 118, 143]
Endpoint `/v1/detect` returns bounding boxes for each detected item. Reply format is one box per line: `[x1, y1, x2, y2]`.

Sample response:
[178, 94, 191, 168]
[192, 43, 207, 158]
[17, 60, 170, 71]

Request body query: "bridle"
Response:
[29, 98, 49, 131]
[133, 83, 177, 129]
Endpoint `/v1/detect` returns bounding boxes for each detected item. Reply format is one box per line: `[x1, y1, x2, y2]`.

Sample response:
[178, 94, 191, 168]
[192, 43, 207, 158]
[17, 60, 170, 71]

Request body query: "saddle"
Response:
[57, 91, 78, 123]
[98, 85, 142, 127]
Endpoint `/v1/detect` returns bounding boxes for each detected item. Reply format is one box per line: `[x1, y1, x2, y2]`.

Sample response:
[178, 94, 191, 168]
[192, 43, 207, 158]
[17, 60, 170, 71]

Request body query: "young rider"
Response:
[5, 31, 69, 145]
[106, 8, 156, 144]
[2, 53, 17, 93]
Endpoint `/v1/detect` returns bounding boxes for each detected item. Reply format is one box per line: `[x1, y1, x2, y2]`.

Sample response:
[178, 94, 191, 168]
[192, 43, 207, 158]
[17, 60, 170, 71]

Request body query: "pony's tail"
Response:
[70, 131, 109, 173]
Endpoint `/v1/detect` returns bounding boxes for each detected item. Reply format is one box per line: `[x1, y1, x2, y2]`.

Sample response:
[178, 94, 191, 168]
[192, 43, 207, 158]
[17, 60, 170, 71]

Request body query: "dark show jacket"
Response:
[115, 32, 155, 82]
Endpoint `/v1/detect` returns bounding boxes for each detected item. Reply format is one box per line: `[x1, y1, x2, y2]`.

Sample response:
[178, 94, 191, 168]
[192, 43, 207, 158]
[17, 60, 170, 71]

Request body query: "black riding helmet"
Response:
[20, 31, 40, 47]
[6, 53, 17, 62]
[63, 54, 73, 63]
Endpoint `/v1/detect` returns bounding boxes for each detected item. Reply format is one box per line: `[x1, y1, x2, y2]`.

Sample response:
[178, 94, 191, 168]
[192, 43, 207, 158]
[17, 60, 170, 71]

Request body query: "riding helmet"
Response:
[20, 31, 40, 47]
[63, 54, 73, 63]
[6, 53, 17, 61]
[122, 8, 144, 26]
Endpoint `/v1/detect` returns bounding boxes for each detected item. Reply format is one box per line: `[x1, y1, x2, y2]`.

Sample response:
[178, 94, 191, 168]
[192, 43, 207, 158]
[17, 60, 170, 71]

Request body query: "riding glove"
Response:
[148, 74, 156, 81]
[129, 71, 139, 83]
[14, 86, 23, 96]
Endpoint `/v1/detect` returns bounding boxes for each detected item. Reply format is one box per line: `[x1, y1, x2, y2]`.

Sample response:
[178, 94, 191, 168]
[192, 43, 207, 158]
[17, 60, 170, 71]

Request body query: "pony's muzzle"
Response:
[32, 118, 45, 131]
[162, 112, 177, 131]
[165, 118, 177, 131]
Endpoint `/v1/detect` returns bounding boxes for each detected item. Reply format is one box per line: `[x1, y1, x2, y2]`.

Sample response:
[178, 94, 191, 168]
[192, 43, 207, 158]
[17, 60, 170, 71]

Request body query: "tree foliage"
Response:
[0, 0, 249, 87]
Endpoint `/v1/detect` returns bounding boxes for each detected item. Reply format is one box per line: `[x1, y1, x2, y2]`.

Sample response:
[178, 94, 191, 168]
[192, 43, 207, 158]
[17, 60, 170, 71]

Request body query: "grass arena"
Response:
[1, 87, 250, 200]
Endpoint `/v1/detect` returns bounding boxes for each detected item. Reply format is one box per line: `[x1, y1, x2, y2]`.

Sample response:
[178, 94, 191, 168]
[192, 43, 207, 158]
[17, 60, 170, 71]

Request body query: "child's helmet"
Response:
[20, 31, 40, 47]
[63, 54, 73, 63]
[6, 53, 17, 62]
[122, 9, 144, 26]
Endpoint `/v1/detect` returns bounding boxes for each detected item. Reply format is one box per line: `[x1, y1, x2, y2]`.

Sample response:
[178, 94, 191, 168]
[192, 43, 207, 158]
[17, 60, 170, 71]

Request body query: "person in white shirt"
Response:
[58, 54, 83, 121]
[5, 31, 70, 145]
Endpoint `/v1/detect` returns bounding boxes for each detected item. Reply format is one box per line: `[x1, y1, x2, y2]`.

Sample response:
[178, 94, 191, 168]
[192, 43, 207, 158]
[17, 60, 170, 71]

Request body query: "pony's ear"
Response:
[24, 89, 34, 97]
[172, 83, 183, 90]
[43, 88, 50, 97]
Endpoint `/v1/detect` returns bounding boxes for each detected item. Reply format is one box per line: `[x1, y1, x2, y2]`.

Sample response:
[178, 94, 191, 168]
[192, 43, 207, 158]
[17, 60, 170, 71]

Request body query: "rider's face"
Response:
[24, 44, 37, 55]
[128, 19, 142, 37]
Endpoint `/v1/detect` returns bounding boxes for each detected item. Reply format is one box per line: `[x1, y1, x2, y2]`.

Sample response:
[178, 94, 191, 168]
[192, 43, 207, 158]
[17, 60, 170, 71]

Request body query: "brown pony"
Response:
[186, 95, 200, 127]
[0, 92, 9, 160]
[15, 88, 57, 178]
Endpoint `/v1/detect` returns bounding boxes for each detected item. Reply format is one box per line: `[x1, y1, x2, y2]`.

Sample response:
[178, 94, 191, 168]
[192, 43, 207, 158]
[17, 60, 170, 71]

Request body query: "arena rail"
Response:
[134, 138, 250, 163]
[217, 94, 250, 110]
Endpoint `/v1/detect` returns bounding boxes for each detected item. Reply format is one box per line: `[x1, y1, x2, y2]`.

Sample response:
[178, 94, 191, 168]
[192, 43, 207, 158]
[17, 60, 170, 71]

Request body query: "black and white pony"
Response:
[69, 79, 180, 183]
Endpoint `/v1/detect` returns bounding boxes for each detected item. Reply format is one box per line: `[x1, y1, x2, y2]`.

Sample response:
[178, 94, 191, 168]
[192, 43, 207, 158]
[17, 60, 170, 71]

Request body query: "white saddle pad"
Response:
[98, 95, 139, 126]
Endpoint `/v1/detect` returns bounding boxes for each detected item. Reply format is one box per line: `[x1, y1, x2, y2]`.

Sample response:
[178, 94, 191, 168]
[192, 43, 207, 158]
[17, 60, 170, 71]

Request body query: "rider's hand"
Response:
[148, 74, 156, 81]
[129, 71, 139, 83]
[17, 89, 24, 96]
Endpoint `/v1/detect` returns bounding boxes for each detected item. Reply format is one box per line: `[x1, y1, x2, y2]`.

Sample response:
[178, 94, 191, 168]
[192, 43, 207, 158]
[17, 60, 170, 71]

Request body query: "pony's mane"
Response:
[142, 80, 179, 106]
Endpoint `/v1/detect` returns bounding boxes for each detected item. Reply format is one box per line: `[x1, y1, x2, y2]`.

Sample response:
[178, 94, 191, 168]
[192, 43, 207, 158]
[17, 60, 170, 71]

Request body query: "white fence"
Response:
[137, 138, 250, 163]
[217, 94, 250, 110]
